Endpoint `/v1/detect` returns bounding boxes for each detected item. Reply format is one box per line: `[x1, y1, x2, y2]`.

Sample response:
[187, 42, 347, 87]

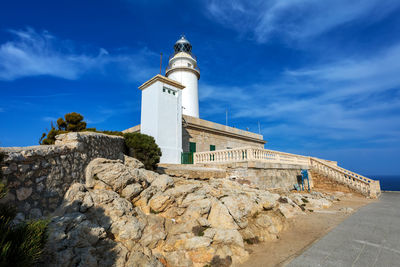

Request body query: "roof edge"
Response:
[138, 74, 185, 90]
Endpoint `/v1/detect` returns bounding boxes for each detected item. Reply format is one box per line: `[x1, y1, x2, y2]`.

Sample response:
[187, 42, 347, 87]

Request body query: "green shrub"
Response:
[40, 112, 126, 145]
[0, 154, 49, 266]
[124, 132, 161, 170]
[40, 112, 87, 145]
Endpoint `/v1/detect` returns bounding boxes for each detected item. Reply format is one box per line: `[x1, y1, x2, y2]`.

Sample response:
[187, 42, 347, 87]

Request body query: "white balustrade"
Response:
[193, 147, 311, 166]
[193, 147, 380, 198]
[310, 157, 380, 198]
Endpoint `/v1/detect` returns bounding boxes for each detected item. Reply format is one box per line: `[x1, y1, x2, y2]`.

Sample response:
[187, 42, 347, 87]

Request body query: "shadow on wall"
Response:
[182, 127, 192, 153]
[38, 201, 119, 266]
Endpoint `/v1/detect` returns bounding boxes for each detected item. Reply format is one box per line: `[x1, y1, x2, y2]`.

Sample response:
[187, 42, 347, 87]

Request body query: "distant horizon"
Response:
[1, 0, 400, 175]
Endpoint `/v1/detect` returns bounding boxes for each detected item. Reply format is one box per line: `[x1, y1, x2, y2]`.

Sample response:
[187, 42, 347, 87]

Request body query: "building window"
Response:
[189, 142, 196, 153]
[210, 145, 216, 151]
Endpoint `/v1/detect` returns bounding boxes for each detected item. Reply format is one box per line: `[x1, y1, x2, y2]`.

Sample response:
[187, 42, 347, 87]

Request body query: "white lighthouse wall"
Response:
[168, 71, 199, 118]
[140, 84, 159, 140]
[140, 81, 182, 164]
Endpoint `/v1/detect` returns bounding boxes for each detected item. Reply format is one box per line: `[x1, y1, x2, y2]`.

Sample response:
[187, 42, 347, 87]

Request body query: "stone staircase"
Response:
[310, 170, 362, 195]
[310, 157, 381, 198]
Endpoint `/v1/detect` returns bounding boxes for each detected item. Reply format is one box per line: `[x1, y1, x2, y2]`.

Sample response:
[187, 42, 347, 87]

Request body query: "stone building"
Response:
[124, 35, 266, 164]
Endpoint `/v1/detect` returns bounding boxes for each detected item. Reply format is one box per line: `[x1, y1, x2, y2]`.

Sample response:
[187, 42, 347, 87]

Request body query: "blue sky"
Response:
[1, 0, 400, 175]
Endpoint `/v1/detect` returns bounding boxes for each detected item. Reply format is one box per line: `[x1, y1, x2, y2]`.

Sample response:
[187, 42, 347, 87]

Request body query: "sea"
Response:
[368, 175, 400, 191]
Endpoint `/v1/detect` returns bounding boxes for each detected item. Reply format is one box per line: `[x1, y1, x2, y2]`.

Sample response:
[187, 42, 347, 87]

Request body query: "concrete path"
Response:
[288, 192, 400, 267]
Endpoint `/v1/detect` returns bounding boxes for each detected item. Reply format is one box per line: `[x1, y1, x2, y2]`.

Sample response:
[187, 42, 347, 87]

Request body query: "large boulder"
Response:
[85, 158, 135, 192]
[208, 200, 238, 230]
[151, 175, 174, 192]
[220, 195, 255, 229]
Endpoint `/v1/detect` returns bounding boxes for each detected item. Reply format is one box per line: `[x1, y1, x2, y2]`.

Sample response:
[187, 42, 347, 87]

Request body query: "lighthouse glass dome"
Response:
[173, 36, 193, 54]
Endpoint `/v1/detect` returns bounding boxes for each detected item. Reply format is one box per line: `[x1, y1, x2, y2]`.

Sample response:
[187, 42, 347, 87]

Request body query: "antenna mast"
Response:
[159, 52, 163, 75]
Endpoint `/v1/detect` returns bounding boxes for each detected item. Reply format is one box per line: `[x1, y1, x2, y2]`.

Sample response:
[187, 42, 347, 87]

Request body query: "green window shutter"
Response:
[189, 142, 196, 153]
[210, 145, 215, 151]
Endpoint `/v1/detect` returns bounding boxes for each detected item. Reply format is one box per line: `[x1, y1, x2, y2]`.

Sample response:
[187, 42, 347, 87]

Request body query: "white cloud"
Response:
[205, 0, 400, 42]
[0, 28, 158, 81]
[201, 43, 400, 148]
[42, 116, 58, 122]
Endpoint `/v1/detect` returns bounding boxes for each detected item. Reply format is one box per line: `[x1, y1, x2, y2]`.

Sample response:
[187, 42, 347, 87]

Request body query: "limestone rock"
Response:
[122, 183, 143, 201]
[181, 198, 211, 221]
[180, 192, 207, 207]
[111, 215, 145, 249]
[221, 195, 255, 228]
[184, 236, 212, 250]
[339, 207, 354, 213]
[124, 155, 144, 169]
[187, 247, 216, 265]
[126, 251, 163, 267]
[213, 229, 244, 247]
[80, 193, 94, 212]
[85, 158, 135, 192]
[16, 187, 32, 201]
[43, 157, 338, 267]
[164, 251, 193, 267]
[208, 200, 238, 230]
[307, 198, 332, 209]
[149, 194, 173, 213]
[258, 192, 280, 210]
[138, 169, 159, 184]
[151, 174, 174, 192]
[140, 214, 166, 249]
[278, 203, 301, 218]
[55, 183, 88, 214]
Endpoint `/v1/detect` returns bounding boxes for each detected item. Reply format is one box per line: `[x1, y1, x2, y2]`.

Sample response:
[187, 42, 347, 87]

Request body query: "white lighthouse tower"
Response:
[166, 35, 200, 118]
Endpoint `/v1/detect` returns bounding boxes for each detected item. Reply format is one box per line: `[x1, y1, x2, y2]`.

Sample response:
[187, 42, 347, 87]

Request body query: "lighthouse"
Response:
[128, 34, 266, 164]
[166, 35, 200, 118]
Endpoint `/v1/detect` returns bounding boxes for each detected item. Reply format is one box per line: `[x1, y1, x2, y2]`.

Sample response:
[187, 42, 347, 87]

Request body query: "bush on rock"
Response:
[124, 132, 162, 170]
[39, 112, 123, 145]
[39, 112, 87, 145]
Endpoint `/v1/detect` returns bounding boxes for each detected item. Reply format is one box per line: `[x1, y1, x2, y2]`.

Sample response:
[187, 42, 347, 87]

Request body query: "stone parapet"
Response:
[157, 164, 226, 180]
[0, 132, 125, 218]
[199, 161, 308, 191]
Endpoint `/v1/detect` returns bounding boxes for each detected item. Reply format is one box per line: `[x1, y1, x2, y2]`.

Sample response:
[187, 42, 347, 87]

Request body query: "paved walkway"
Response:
[288, 192, 400, 267]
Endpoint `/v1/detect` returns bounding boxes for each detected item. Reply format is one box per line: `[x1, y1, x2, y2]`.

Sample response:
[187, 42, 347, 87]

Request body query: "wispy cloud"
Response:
[0, 28, 158, 81]
[200, 42, 400, 150]
[205, 0, 400, 42]
[42, 116, 57, 122]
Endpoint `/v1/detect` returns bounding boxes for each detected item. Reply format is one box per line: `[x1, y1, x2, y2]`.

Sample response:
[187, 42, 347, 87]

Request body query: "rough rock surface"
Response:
[44, 157, 337, 267]
[0, 132, 125, 217]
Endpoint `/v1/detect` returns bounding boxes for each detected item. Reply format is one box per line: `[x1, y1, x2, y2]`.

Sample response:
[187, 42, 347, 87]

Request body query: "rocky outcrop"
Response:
[44, 157, 336, 267]
[0, 132, 125, 218]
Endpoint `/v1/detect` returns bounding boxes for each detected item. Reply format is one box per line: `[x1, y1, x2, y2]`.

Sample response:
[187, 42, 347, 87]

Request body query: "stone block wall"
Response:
[0, 132, 125, 219]
[182, 127, 264, 153]
[199, 161, 312, 191]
